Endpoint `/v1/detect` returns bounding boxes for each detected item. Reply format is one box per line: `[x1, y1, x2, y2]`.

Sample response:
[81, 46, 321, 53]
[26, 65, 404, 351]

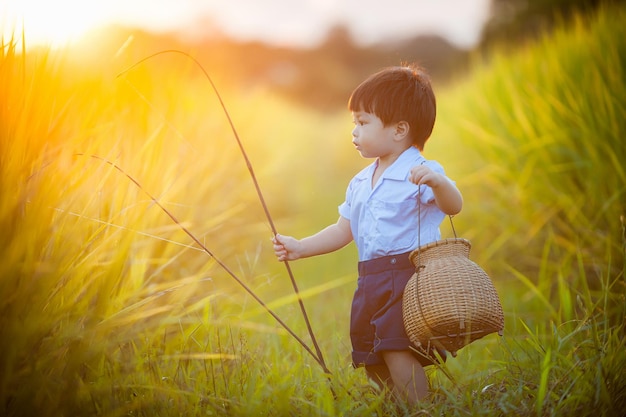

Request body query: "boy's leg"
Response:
[382, 350, 429, 403]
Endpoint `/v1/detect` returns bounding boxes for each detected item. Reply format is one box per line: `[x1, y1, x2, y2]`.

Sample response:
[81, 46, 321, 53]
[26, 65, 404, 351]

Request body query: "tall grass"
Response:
[1, 3, 625, 416]
[433, 3, 626, 283]
[0, 32, 361, 416]
[423, 3, 626, 415]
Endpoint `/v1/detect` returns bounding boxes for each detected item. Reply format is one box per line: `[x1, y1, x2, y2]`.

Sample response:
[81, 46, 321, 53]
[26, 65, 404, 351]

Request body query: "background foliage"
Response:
[1, 2, 624, 416]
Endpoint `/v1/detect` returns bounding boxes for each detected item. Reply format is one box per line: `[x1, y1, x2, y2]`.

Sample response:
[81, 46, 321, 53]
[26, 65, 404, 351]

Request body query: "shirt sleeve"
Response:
[338, 181, 352, 220]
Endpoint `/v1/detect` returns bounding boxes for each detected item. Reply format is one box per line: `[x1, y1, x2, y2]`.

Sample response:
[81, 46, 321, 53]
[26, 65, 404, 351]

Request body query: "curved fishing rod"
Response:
[77, 154, 330, 373]
[116, 50, 328, 374]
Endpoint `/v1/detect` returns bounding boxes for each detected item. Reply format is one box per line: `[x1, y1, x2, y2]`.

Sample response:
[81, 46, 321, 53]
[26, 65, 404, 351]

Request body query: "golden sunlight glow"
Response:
[1, 0, 109, 48]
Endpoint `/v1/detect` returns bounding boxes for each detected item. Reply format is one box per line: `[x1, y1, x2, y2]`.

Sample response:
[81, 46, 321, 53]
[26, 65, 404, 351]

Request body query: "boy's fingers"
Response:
[272, 234, 282, 245]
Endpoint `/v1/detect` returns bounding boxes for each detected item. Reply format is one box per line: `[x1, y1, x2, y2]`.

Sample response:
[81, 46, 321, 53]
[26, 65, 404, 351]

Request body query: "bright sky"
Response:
[1, 0, 492, 49]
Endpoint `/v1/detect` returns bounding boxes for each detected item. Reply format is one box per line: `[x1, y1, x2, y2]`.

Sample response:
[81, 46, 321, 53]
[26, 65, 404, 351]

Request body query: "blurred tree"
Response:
[79, 23, 470, 111]
[480, 0, 614, 47]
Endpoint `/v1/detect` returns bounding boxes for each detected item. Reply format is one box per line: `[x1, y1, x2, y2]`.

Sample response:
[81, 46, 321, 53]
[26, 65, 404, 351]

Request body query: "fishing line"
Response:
[116, 50, 329, 374]
[76, 153, 329, 373]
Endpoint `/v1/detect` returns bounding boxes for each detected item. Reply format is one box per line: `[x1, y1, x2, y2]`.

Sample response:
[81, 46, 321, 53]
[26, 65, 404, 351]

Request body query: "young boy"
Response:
[272, 64, 463, 404]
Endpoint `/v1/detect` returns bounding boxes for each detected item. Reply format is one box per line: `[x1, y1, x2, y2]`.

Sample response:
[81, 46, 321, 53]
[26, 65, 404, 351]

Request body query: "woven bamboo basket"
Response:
[402, 238, 504, 355]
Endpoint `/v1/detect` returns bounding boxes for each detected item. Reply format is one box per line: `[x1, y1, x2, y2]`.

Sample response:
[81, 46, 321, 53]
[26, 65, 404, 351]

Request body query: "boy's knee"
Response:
[382, 350, 421, 367]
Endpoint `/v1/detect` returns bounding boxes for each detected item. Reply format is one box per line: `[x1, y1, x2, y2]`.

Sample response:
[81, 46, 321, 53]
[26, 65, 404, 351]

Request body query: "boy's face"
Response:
[351, 110, 401, 159]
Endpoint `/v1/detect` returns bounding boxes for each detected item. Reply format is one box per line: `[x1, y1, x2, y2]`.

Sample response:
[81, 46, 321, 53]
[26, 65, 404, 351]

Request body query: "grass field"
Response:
[1, 3, 624, 416]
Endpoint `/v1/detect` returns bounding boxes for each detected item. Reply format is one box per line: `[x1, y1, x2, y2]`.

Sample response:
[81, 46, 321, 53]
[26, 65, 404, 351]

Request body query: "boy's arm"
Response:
[430, 178, 463, 215]
[273, 216, 353, 261]
[409, 165, 463, 215]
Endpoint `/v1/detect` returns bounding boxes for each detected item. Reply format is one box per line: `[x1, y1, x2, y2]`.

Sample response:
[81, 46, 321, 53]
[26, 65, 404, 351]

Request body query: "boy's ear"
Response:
[394, 121, 410, 140]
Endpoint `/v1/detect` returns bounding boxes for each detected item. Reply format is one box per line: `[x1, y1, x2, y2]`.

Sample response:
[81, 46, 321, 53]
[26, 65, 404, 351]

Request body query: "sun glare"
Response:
[1, 0, 109, 48]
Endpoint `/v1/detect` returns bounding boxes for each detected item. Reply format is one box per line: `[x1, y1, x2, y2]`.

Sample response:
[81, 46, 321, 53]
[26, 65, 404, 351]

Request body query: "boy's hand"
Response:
[272, 234, 302, 261]
[409, 165, 445, 188]
[409, 165, 463, 215]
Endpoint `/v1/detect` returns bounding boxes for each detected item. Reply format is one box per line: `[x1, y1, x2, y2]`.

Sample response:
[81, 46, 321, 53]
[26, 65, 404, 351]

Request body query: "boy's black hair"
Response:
[348, 64, 436, 151]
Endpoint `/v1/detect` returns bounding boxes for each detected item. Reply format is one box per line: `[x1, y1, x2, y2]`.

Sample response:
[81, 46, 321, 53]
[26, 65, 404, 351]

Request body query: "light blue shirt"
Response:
[338, 147, 451, 261]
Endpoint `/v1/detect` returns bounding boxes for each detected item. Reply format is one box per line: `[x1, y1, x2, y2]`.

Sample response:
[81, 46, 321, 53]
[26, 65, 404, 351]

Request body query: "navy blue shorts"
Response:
[350, 252, 445, 368]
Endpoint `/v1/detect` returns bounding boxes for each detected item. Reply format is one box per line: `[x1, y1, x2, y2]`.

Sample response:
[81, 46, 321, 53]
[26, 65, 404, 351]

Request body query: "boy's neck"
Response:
[377, 145, 412, 171]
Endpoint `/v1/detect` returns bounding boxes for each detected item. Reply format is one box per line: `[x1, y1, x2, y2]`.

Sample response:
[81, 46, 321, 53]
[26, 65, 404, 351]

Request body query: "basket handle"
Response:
[417, 184, 457, 258]
[416, 163, 457, 252]
[414, 181, 459, 350]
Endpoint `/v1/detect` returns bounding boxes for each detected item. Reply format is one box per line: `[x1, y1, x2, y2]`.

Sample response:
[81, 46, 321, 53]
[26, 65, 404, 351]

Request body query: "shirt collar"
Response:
[380, 147, 423, 181]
